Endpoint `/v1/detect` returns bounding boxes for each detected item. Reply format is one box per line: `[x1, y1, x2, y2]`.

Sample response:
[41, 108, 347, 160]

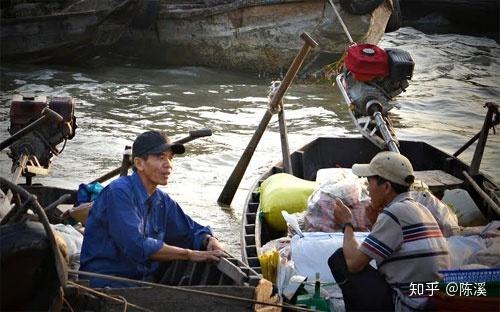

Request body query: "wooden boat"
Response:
[241, 136, 500, 274]
[0, 180, 267, 311]
[112, 0, 397, 74]
[0, 0, 141, 64]
[0, 96, 267, 311]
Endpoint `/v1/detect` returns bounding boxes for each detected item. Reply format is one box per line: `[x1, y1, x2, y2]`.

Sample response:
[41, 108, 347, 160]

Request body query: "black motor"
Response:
[8, 95, 77, 175]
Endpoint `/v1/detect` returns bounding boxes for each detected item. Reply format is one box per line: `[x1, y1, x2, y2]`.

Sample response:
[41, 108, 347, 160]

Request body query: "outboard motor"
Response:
[336, 43, 414, 151]
[7, 95, 77, 181]
[344, 43, 414, 117]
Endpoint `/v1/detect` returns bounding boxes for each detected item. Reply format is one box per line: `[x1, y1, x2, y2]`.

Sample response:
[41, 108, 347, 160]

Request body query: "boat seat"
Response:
[414, 170, 464, 194]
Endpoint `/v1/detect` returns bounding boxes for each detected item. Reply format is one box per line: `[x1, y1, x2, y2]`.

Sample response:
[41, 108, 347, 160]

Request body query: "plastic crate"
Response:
[439, 268, 500, 283]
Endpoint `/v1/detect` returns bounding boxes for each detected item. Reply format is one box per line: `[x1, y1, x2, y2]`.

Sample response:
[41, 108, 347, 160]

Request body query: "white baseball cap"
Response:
[352, 151, 415, 186]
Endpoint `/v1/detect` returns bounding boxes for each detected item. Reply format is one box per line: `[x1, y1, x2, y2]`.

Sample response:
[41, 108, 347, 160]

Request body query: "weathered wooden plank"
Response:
[102, 286, 255, 312]
[414, 170, 464, 193]
[215, 257, 247, 285]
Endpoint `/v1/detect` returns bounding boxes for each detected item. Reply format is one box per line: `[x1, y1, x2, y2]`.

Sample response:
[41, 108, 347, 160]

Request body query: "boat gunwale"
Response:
[0, 9, 111, 25]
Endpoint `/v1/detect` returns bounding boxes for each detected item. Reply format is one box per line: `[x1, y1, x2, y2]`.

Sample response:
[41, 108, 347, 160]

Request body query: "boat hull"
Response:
[114, 0, 393, 74]
[0, 184, 263, 311]
[0, 1, 139, 64]
[241, 137, 499, 273]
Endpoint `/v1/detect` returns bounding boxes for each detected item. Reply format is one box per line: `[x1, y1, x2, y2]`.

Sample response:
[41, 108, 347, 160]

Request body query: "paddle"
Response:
[91, 128, 213, 184]
[217, 33, 318, 206]
[278, 98, 292, 174]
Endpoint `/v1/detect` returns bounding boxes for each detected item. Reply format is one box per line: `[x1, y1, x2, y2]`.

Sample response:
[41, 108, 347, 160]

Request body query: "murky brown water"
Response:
[1, 27, 499, 257]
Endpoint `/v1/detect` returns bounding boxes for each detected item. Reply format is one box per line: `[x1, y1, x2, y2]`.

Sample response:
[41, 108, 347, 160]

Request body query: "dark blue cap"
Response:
[132, 131, 185, 158]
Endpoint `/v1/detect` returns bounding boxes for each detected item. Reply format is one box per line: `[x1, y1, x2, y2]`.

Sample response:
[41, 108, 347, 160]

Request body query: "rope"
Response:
[67, 281, 151, 312]
[71, 270, 315, 311]
[114, 295, 129, 312]
[268, 81, 282, 114]
[62, 297, 75, 312]
[328, 0, 354, 44]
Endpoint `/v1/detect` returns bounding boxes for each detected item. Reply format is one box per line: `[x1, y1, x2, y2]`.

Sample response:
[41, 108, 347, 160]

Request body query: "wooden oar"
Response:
[278, 99, 292, 174]
[90, 128, 212, 184]
[217, 33, 318, 206]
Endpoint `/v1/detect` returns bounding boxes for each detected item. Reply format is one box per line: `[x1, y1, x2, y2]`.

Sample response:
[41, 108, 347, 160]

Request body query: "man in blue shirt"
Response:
[80, 131, 226, 287]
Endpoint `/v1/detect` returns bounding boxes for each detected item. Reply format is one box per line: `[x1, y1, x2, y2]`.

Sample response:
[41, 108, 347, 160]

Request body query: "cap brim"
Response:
[149, 143, 185, 155]
[352, 163, 374, 177]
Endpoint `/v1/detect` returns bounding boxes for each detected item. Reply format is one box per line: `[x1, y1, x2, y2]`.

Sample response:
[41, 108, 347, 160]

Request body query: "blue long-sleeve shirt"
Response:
[80, 172, 212, 287]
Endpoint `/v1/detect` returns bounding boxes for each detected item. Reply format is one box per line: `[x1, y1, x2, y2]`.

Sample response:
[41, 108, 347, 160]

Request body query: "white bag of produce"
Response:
[410, 190, 460, 237]
[442, 189, 488, 226]
[290, 232, 373, 283]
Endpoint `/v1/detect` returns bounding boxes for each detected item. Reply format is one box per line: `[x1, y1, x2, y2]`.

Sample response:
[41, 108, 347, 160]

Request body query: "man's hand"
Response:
[206, 236, 224, 252]
[150, 243, 227, 263]
[187, 249, 227, 262]
[366, 204, 382, 225]
[333, 198, 353, 225]
[333, 198, 372, 273]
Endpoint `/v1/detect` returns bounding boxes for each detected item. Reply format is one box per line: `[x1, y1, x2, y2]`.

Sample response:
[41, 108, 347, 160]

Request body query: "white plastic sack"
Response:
[446, 235, 486, 268]
[410, 190, 460, 237]
[316, 168, 356, 185]
[469, 237, 500, 267]
[52, 223, 83, 269]
[290, 232, 373, 283]
[442, 189, 488, 226]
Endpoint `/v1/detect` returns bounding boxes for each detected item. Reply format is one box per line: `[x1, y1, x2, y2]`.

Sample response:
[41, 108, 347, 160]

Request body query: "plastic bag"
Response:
[315, 168, 354, 185]
[291, 232, 373, 283]
[75, 182, 103, 206]
[52, 223, 84, 270]
[259, 249, 280, 283]
[446, 235, 486, 268]
[410, 190, 460, 237]
[442, 189, 488, 226]
[468, 237, 500, 267]
[259, 237, 291, 283]
[304, 176, 371, 232]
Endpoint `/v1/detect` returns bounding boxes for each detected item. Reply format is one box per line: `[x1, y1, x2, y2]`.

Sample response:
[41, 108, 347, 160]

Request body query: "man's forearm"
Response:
[149, 243, 191, 261]
[342, 226, 370, 273]
[342, 226, 359, 264]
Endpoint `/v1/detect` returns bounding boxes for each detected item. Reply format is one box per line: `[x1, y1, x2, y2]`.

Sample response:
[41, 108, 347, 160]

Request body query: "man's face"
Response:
[367, 176, 389, 212]
[136, 150, 174, 188]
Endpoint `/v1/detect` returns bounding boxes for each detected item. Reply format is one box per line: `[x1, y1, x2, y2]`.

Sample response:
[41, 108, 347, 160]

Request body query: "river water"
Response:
[1, 27, 499, 257]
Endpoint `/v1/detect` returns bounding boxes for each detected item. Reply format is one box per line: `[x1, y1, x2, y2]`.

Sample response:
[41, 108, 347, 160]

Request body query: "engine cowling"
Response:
[344, 44, 414, 117]
[8, 95, 77, 171]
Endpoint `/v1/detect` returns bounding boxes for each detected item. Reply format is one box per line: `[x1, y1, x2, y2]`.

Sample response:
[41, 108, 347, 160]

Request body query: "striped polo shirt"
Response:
[359, 192, 450, 293]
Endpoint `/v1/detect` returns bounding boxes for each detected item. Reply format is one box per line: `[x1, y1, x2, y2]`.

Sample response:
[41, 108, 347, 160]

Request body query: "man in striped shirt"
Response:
[328, 151, 450, 311]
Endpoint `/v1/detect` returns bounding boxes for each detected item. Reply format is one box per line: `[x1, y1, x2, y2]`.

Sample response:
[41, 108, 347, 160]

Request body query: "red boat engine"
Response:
[343, 43, 414, 116]
[8, 95, 77, 175]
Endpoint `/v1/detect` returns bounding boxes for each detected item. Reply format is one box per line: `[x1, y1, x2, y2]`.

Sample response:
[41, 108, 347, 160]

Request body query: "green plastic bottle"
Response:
[295, 273, 332, 311]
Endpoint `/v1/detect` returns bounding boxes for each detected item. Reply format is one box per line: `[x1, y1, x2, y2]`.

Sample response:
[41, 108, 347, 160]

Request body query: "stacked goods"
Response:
[259, 173, 318, 232]
[258, 249, 280, 284]
[305, 169, 371, 232]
